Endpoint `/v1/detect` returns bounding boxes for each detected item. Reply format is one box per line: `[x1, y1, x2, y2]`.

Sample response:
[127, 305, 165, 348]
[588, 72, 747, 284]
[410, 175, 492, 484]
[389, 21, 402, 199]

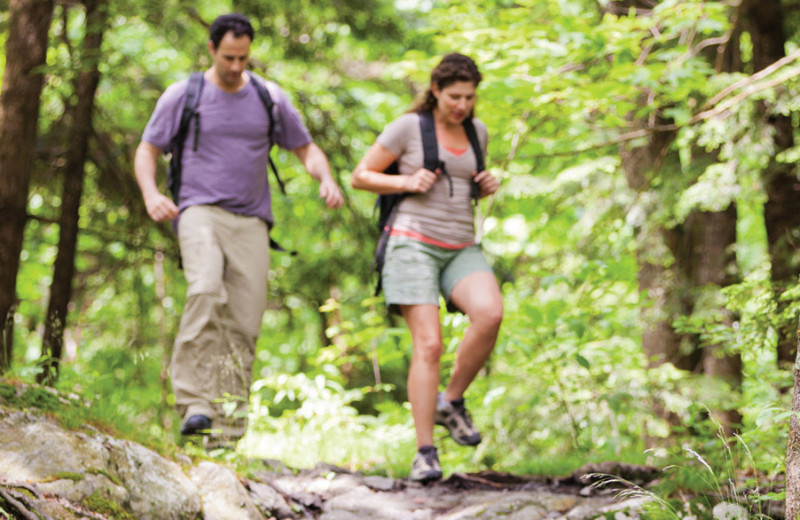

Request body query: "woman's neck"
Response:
[432, 108, 464, 131]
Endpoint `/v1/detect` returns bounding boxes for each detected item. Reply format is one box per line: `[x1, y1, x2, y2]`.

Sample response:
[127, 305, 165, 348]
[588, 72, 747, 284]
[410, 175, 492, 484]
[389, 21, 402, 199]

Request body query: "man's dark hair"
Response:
[209, 13, 254, 48]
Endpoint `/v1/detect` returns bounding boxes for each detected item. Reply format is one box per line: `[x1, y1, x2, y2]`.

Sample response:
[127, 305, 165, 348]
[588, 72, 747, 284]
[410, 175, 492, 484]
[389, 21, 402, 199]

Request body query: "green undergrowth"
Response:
[0, 378, 178, 457]
[0, 379, 97, 428]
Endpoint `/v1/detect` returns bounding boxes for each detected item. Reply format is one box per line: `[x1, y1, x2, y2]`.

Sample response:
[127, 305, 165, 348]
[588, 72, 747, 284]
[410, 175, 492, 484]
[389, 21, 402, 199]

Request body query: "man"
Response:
[134, 13, 343, 442]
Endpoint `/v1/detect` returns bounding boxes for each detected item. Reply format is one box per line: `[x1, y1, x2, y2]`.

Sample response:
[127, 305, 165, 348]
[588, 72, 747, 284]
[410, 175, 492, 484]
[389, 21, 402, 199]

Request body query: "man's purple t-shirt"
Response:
[142, 73, 312, 227]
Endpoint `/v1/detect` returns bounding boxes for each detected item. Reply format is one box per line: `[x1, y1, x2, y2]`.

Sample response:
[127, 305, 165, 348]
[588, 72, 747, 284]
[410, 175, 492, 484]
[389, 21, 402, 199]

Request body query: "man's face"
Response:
[208, 31, 251, 89]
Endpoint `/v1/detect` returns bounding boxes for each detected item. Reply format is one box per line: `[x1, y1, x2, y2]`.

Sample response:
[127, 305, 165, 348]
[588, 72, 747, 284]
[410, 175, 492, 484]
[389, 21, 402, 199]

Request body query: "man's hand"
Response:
[135, 141, 178, 222]
[319, 177, 344, 209]
[144, 192, 179, 222]
[292, 142, 344, 209]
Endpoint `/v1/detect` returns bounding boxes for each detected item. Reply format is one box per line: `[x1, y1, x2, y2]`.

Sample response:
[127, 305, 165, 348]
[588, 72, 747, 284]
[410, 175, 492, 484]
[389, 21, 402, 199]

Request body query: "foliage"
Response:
[2, 0, 799, 507]
[241, 373, 414, 475]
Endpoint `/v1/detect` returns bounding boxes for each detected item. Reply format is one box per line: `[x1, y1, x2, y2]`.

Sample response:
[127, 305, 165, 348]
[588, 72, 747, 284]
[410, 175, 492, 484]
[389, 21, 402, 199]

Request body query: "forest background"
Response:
[2, 0, 800, 516]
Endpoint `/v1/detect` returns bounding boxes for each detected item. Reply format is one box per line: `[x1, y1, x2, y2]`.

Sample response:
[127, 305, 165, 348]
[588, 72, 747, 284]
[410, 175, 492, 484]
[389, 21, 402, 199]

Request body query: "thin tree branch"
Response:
[529, 51, 800, 159]
[687, 65, 800, 125]
[703, 46, 800, 111]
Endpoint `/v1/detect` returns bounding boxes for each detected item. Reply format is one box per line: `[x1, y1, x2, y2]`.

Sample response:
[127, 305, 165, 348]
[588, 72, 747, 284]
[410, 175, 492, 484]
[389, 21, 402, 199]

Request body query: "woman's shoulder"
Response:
[380, 112, 420, 140]
[391, 112, 420, 128]
[470, 117, 488, 134]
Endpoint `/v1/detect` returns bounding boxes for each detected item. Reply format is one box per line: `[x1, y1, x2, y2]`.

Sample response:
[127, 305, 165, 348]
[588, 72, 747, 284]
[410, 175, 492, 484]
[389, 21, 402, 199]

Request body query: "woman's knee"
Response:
[470, 301, 503, 331]
[413, 337, 443, 364]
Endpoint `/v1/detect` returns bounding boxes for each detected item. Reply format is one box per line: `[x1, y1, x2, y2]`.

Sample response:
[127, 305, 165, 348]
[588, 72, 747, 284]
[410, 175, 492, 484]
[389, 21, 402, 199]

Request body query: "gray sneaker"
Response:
[435, 394, 482, 446]
[410, 447, 442, 482]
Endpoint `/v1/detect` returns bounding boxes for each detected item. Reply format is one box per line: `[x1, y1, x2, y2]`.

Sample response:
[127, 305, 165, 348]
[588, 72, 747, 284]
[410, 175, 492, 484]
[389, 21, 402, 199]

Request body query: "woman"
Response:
[351, 53, 503, 482]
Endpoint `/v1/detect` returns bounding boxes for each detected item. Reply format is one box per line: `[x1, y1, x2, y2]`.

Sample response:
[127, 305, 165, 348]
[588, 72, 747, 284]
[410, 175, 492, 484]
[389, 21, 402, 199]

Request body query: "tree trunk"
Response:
[0, 0, 56, 372]
[689, 207, 743, 435]
[39, 0, 107, 384]
[621, 10, 744, 432]
[741, 0, 800, 368]
[621, 123, 686, 368]
[786, 316, 800, 520]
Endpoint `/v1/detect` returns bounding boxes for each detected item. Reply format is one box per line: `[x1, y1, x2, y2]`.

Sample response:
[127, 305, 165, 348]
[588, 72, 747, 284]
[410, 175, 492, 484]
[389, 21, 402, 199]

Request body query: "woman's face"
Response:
[433, 80, 476, 124]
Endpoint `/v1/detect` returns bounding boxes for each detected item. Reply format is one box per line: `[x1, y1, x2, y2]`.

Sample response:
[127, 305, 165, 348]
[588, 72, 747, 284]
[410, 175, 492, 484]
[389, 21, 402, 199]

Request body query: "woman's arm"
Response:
[351, 142, 439, 195]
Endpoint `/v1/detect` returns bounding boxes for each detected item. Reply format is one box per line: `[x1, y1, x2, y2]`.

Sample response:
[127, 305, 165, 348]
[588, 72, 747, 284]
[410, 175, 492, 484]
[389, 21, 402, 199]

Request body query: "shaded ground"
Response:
[0, 401, 658, 519]
[250, 462, 658, 519]
[0, 383, 780, 519]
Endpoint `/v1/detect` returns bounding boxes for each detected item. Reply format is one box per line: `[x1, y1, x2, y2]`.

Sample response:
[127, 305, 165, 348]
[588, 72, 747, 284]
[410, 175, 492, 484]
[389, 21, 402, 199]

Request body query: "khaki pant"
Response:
[172, 205, 270, 439]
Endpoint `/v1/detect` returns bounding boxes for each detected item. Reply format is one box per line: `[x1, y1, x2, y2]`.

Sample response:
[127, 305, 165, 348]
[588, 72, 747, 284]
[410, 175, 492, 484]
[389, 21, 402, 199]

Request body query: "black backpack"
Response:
[373, 111, 485, 295]
[166, 70, 289, 251]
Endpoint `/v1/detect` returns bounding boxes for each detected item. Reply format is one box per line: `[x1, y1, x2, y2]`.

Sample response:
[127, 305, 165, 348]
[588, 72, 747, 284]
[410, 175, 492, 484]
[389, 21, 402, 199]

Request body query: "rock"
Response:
[321, 484, 433, 520]
[265, 466, 366, 511]
[36, 472, 128, 506]
[260, 458, 295, 476]
[106, 437, 201, 519]
[712, 502, 749, 520]
[247, 480, 296, 519]
[310, 462, 351, 476]
[0, 389, 669, 520]
[562, 496, 652, 520]
[0, 408, 201, 520]
[437, 491, 550, 520]
[190, 460, 263, 520]
[363, 475, 396, 491]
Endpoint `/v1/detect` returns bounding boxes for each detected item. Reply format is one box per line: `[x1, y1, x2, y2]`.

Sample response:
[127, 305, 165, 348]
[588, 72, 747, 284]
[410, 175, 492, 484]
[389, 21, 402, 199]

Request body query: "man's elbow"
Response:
[136, 141, 162, 161]
[291, 142, 314, 162]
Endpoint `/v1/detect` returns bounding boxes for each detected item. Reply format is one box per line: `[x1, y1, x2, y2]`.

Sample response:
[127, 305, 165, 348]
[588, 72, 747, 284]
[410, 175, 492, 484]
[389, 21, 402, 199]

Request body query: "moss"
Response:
[83, 489, 134, 520]
[51, 471, 85, 482]
[87, 468, 122, 486]
[18, 387, 61, 412]
[0, 383, 17, 403]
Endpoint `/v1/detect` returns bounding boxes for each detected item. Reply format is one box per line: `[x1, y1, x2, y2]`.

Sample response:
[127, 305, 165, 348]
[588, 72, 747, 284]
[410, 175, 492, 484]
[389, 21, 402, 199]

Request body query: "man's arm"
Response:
[291, 142, 344, 209]
[134, 141, 179, 222]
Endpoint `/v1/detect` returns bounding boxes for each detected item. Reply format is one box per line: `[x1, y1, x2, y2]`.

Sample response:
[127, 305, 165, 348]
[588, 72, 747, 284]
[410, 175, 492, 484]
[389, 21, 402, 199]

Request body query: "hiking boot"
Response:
[410, 446, 442, 483]
[180, 414, 212, 435]
[435, 394, 482, 446]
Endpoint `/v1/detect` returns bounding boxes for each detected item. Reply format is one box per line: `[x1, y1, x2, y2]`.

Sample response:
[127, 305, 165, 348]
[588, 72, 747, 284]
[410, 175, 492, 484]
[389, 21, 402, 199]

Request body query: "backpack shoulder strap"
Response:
[462, 118, 484, 172]
[462, 118, 484, 201]
[246, 71, 275, 137]
[178, 72, 204, 146]
[167, 72, 205, 203]
[246, 71, 286, 194]
[418, 111, 439, 172]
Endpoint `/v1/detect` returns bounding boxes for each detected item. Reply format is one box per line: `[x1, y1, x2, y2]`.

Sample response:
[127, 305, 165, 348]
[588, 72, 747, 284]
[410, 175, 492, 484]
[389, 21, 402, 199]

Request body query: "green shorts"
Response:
[381, 235, 493, 313]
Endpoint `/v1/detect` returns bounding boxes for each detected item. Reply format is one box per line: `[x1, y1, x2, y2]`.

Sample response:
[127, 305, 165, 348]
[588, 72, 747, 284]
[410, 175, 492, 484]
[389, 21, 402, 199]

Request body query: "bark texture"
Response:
[0, 0, 56, 371]
[39, 0, 108, 384]
[787, 318, 800, 520]
[621, 123, 687, 369]
[742, 0, 800, 367]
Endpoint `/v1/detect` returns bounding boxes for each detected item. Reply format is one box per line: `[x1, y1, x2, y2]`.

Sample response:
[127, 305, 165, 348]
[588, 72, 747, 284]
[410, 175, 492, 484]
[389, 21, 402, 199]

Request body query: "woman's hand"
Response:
[405, 168, 440, 193]
[473, 170, 499, 198]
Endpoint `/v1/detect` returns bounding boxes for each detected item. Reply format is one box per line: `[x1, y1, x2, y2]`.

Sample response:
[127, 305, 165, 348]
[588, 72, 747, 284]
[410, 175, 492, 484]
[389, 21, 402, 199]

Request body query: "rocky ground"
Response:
[0, 384, 765, 519]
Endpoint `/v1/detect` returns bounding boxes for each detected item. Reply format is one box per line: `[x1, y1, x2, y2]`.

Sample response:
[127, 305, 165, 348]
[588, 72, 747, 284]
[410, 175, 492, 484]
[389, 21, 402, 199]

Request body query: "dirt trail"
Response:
[251, 461, 658, 519]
